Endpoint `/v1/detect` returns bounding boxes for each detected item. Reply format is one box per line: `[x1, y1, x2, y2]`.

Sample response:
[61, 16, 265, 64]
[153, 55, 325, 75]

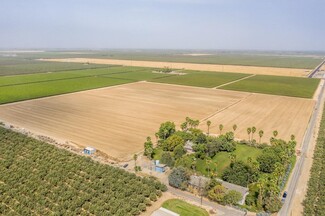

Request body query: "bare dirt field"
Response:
[202, 93, 315, 147]
[0, 82, 314, 161]
[0, 82, 247, 161]
[41, 58, 309, 77]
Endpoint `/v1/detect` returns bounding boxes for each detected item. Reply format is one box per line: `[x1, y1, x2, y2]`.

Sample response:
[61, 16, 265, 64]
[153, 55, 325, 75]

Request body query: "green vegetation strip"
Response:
[151, 71, 250, 88]
[162, 199, 209, 216]
[0, 76, 132, 104]
[220, 75, 320, 98]
[303, 102, 325, 215]
[0, 58, 111, 76]
[0, 127, 166, 215]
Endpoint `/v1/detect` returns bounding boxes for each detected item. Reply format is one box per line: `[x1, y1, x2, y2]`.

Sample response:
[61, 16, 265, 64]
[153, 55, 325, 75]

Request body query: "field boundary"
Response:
[200, 93, 253, 122]
[214, 74, 256, 88]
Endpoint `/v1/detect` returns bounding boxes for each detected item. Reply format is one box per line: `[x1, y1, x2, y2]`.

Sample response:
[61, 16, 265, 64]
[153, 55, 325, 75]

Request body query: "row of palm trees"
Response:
[206, 121, 293, 143]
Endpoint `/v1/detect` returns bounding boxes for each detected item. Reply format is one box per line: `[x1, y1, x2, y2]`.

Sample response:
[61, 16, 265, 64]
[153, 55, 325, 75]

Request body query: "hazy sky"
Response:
[1, 0, 324, 51]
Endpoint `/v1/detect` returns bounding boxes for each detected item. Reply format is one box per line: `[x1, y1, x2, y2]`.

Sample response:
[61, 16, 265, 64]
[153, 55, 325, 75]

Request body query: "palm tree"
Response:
[219, 124, 224, 135]
[256, 176, 267, 208]
[232, 124, 237, 136]
[180, 122, 187, 131]
[207, 120, 211, 135]
[258, 130, 264, 143]
[133, 154, 138, 171]
[290, 134, 295, 141]
[247, 127, 252, 141]
[273, 130, 278, 138]
[251, 126, 256, 140]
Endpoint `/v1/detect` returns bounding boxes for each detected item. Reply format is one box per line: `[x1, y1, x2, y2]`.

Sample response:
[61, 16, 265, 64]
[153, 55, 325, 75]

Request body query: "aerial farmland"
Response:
[1, 1, 325, 215]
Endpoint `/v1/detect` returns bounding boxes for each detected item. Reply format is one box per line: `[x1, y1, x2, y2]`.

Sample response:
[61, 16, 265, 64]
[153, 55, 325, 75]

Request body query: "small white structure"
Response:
[83, 147, 96, 155]
[151, 207, 179, 216]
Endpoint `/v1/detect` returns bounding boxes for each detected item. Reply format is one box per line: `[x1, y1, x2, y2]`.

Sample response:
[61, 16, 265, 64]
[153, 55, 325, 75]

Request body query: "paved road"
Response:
[168, 186, 246, 216]
[308, 58, 325, 78]
[279, 68, 325, 215]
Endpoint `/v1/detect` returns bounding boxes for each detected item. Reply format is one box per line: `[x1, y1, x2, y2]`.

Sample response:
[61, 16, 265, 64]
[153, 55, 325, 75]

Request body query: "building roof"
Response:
[84, 147, 96, 151]
[151, 207, 180, 216]
[219, 180, 249, 197]
[156, 164, 167, 168]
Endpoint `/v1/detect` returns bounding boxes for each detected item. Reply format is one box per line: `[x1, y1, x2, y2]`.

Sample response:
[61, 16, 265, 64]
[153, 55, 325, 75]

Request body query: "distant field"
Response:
[151, 71, 250, 88]
[0, 66, 319, 105]
[44, 58, 310, 77]
[61, 51, 322, 69]
[0, 57, 109, 76]
[162, 199, 209, 216]
[0, 67, 146, 104]
[0, 76, 132, 104]
[220, 75, 320, 98]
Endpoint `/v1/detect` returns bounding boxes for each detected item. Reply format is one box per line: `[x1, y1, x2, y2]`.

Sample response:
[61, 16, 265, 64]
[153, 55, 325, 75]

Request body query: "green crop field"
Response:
[162, 199, 209, 216]
[151, 71, 250, 88]
[0, 56, 110, 76]
[102, 69, 176, 81]
[0, 66, 166, 104]
[0, 127, 166, 215]
[220, 75, 320, 98]
[0, 63, 320, 105]
[0, 76, 132, 104]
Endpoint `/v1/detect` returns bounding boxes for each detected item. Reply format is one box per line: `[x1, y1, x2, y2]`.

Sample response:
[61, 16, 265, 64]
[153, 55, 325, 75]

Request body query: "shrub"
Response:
[223, 190, 242, 205]
[168, 167, 190, 189]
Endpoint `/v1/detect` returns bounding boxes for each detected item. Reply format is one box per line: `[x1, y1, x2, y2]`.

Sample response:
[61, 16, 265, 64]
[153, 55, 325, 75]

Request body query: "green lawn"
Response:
[162, 199, 209, 216]
[151, 71, 250, 88]
[195, 144, 262, 177]
[220, 75, 320, 98]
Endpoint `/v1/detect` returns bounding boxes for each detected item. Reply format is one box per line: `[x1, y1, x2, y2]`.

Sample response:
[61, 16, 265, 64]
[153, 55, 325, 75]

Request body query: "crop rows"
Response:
[303, 103, 325, 215]
[0, 127, 166, 216]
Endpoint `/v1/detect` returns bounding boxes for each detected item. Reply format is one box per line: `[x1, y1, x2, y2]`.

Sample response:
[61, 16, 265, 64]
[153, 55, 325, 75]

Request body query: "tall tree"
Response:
[252, 126, 256, 140]
[258, 130, 264, 143]
[256, 176, 267, 209]
[247, 127, 252, 141]
[144, 137, 154, 159]
[133, 154, 138, 171]
[157, 121, 176, 140]
[290, 134, 295, 141]
[232, 124, 237, 133]
[219, 124, 224, 135]
[273, 130, 278, 138]
[207, 120, 211, 135]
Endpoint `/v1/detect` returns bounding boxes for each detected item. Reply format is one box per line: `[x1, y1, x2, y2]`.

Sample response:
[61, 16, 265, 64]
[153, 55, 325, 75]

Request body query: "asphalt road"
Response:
[308, 58, 325, 78]
[279, 67, 325, 215]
